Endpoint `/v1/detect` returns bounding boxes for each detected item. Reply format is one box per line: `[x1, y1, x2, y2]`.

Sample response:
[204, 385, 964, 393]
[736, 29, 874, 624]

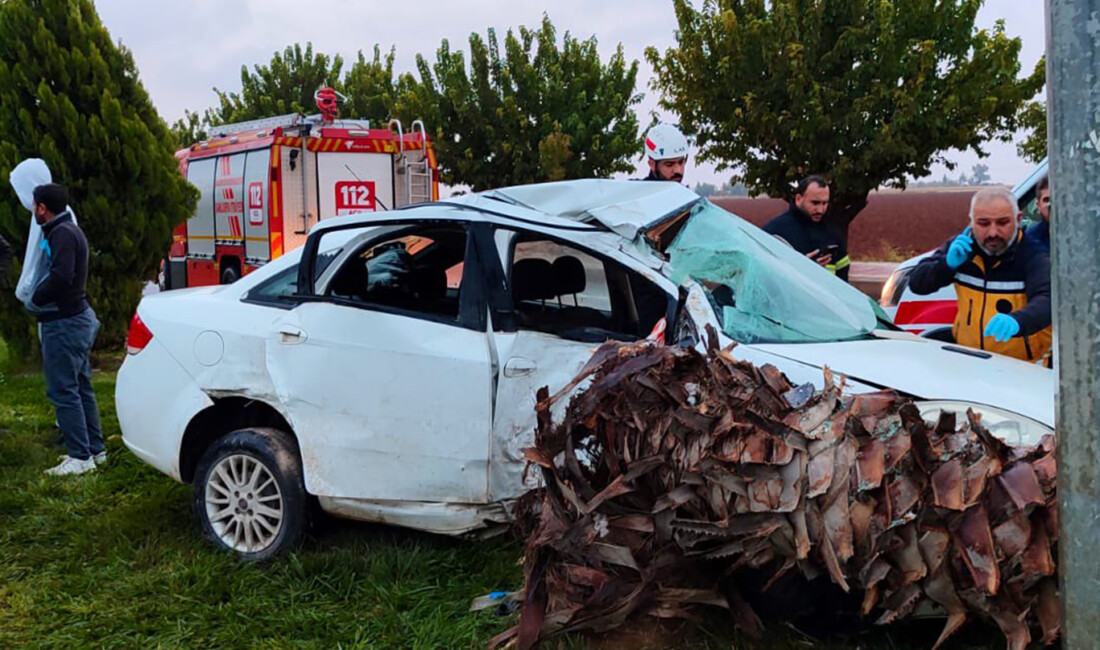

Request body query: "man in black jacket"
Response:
[31, 183, 105, 476]
[762, 175, 851, 281]
[0, 233, 11, 277]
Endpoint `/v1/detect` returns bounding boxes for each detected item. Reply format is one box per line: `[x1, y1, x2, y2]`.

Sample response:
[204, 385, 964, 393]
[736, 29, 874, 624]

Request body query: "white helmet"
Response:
[644, 123, 690, 161]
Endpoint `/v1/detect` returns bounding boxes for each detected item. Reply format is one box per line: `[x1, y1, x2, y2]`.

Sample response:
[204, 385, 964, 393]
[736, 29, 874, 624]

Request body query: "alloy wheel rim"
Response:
[205, 453, 284, 553]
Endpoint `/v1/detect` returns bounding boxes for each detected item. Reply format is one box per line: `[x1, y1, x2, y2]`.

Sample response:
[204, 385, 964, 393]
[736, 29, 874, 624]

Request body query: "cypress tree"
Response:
[0, 0, 197, 357]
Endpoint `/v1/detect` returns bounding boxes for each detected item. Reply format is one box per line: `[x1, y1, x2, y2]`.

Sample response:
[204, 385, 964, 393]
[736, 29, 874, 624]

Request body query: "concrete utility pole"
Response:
[1047, 0, 1100, 647]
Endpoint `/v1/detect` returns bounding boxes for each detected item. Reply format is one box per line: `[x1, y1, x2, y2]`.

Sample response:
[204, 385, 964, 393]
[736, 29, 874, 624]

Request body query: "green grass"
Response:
[0, 361, 1005, 649]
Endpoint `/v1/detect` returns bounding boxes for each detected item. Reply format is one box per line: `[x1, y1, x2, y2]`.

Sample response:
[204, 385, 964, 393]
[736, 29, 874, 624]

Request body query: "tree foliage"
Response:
[971, 163, 991, 184]
[342, 45, 401, 125]
[169, 109, 208, 147]
[397, 15, 642, 190]
[647, 0, 1042, 227]
[1016, 57, 1047, 164]
[207, 43, 344, 126]
[178, 43, 399, 143]
[0, 0, 197, 357]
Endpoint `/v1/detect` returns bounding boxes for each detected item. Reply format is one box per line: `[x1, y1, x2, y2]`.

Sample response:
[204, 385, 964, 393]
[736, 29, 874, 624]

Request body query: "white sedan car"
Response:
[117, 180, 1054, 560]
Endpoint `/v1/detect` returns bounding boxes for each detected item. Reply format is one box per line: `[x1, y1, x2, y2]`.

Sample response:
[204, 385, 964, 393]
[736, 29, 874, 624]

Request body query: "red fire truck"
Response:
[164, 97, 439, 289]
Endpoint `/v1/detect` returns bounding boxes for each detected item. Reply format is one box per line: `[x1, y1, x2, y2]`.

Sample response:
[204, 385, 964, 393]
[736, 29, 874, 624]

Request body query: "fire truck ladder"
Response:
[207, 113, 305, 137]
[406, 120, 433, 204]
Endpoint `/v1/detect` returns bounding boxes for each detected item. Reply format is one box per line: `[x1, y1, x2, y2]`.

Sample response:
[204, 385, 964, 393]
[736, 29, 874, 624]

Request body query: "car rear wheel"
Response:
[192, 427, 306, 561]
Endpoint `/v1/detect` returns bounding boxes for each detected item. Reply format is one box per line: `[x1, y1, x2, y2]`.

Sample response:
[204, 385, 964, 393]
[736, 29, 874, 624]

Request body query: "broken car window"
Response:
[325, 225, 467, 320]
[508, 236, 665, 343]
[666, 201, 878, 344]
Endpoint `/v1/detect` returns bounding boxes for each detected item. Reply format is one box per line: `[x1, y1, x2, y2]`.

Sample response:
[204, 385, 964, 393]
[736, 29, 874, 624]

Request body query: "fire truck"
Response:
[164, 91, 439, 289]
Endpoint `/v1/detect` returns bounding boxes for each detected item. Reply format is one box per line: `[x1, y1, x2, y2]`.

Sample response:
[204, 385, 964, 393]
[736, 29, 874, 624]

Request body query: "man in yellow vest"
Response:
[908, 186, 1052, 363]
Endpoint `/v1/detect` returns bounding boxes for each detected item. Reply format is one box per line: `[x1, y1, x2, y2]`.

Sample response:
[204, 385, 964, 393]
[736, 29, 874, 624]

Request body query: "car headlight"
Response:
[915, 400, 1053, 448]
[880, 266, 912, 309]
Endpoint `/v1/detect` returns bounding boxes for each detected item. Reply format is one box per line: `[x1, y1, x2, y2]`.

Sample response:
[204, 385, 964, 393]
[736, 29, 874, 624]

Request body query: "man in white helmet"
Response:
[643, 123, 689, 183]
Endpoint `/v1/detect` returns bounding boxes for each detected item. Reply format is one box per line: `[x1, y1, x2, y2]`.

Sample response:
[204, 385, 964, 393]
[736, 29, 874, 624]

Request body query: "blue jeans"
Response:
[41, 308, 104, 461]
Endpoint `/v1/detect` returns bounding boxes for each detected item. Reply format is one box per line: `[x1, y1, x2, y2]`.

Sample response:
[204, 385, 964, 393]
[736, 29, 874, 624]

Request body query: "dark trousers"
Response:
[41, 308, 104, 460]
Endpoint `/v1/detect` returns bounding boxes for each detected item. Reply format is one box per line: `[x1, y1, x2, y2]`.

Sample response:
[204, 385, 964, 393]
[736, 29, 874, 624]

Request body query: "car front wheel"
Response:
[192, 427, 307, 561]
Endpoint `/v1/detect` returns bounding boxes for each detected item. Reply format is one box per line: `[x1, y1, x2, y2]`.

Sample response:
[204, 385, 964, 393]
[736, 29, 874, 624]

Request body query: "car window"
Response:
[664, 201, 879, 344]
[247, 264, 300, 304]
[1020, 193, 1041, 228]
[244, 236, 349, 307]
[324, 224, 467, 321]
[508, 236, 667, 343]
[514, 241, 611, 312]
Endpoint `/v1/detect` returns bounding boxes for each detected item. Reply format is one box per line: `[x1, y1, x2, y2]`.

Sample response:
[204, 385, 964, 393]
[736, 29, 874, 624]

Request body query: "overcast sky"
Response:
[95, 0, 1046, 188]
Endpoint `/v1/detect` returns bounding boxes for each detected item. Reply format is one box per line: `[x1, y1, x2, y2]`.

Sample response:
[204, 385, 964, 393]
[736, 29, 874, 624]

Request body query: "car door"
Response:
[480, 227, 676, 501]
[265, 221, 495, 504]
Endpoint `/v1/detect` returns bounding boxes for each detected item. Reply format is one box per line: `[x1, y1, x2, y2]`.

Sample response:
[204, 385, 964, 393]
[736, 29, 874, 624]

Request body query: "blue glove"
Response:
[984, 313, 1021, 342]
[945, 227, 974, 269]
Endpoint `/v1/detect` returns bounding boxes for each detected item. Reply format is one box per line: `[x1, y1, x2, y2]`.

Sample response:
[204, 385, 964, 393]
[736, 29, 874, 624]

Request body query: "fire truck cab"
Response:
[165, 112, 439, 289]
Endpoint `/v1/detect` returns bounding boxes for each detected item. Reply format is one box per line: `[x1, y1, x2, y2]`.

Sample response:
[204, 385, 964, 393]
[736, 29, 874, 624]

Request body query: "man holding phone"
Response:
[908, 186, 1051, 363]
[762, 175, 850, 281]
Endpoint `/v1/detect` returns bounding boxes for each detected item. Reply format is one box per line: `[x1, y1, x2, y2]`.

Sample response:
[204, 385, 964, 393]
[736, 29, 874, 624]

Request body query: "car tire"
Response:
[220, 264, 240, 285]
[192, 427, 307, 561]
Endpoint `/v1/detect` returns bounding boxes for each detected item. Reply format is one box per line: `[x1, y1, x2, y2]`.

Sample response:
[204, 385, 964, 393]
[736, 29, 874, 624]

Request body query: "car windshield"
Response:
[664, 201, 881, 344]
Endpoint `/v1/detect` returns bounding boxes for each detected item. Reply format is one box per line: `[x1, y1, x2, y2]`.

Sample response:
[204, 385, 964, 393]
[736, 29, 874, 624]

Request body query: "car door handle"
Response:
[504, 357, 537, 378]
[277, 325, 306, 344]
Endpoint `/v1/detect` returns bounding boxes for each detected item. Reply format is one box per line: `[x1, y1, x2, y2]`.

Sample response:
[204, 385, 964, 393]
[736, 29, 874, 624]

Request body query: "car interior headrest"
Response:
[512, 258, 555, 302]
[416, 266, 448, 301]
[552, 255, 586, 296]
[330, 258, 369, 300]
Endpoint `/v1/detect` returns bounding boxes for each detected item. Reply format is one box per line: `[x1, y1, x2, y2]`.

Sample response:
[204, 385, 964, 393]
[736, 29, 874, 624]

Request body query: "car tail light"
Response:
[126, 313, 153, 355]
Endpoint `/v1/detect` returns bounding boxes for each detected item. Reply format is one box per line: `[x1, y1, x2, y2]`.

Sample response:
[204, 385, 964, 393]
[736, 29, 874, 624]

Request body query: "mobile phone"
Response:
[822, 244, 840, 256]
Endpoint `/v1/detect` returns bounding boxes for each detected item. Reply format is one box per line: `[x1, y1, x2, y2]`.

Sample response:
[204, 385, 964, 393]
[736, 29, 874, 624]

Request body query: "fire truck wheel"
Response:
[220, 265, 240, 285]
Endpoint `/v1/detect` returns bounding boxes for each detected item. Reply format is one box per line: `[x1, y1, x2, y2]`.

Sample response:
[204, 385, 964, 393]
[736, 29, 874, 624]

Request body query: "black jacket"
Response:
[762, 205, 851, 281]
[0, 234, 11, 277]
[31, 212, 90, 322]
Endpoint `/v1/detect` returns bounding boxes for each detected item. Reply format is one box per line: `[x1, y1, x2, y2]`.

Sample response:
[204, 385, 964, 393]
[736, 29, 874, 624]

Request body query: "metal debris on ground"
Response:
[492, 330, 1059, 650]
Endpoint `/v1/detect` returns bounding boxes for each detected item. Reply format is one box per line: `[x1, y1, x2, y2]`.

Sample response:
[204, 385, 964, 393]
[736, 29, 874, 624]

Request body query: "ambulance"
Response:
[164, 90, 439, 288]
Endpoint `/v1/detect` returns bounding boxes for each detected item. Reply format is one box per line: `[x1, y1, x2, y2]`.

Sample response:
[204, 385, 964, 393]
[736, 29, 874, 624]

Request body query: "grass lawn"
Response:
[0, 358, 1006, 649]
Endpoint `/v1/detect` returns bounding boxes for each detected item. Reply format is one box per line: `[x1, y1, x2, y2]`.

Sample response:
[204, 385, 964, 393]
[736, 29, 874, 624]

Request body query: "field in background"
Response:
[713, 188, 977, 261]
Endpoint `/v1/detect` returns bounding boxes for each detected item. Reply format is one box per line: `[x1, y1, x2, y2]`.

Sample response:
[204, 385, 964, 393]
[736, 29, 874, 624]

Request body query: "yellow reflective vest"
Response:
[909, 231, 1052, 363]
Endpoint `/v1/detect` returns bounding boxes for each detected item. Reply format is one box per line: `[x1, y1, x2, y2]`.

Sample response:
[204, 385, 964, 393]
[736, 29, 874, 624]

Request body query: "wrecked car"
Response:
[115, 180, 1054, 560]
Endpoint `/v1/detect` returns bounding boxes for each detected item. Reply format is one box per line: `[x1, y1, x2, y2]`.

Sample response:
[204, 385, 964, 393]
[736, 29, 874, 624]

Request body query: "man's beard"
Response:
[981, 237, 1007, 254]
[665, 172, 683, 182]
[977, 225, 1018, 257]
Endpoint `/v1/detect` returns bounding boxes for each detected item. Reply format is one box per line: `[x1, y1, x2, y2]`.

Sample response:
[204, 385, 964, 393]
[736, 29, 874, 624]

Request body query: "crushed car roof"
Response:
[475, 179, 700, 238]
[311, 180, 701, 240]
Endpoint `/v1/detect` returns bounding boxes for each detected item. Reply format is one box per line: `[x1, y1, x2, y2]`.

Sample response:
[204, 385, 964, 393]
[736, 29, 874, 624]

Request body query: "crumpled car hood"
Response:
[751, 334, 1054, 426]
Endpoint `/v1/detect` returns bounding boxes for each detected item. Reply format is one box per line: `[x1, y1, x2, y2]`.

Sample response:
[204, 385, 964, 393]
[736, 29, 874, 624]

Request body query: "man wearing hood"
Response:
[908, 186, 1052, 363]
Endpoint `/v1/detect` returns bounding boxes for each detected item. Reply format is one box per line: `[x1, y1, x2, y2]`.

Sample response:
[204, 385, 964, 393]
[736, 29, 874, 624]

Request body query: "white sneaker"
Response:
[58, 451, 107, 465]
[46, 456, 96, 476]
